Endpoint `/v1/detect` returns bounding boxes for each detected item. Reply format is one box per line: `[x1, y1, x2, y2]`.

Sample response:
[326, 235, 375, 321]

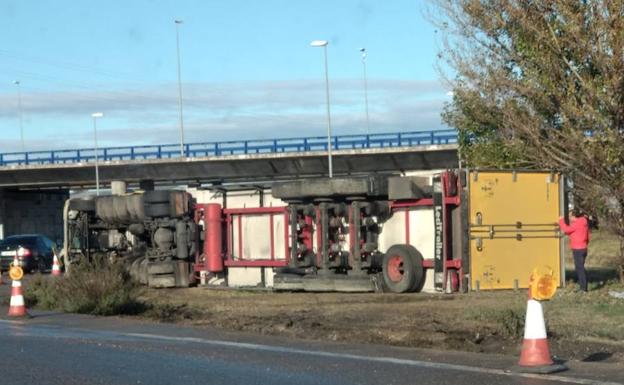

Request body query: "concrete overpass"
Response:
[0, 144, 458, 189]
[0, 130, 458, 241]
[0, 130, 458, 189]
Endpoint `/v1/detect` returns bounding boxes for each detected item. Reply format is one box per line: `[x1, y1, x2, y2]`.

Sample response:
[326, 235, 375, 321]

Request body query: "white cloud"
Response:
[0, 79, 450, 151]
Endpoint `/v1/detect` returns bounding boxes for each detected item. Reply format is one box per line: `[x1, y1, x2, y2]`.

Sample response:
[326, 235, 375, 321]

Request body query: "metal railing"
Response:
[0, 129, 457, 167]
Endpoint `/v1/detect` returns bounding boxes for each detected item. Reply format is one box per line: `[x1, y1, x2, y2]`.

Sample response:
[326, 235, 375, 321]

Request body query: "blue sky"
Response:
[0, 0, 450, 152]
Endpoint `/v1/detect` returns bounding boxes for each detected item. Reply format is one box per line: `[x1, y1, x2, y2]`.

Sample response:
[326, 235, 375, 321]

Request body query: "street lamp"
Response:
[310, 40, 333, 178]
[174, 19, 185, 158]
[359, 48, 370, 135]
[92, 112, 104, 196]
[13, 80, 24, 152]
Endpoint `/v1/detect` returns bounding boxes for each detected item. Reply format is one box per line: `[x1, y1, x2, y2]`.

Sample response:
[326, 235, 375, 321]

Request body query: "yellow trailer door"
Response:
[468, 171, 563, 290]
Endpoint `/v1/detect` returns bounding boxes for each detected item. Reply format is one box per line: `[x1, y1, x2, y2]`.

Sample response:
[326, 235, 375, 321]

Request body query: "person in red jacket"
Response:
[559, 209, 591, 292]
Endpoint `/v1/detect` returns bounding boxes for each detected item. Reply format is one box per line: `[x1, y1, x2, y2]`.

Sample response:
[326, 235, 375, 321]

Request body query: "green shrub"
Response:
[24, 273, 59, 309]
[25, 257, 145, 316]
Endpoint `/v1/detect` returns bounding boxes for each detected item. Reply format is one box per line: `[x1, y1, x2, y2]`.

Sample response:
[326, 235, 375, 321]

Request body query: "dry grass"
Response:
[135, 230, 624, 361]
[564, 229, 621, 269]
[140, 279, 624, 361]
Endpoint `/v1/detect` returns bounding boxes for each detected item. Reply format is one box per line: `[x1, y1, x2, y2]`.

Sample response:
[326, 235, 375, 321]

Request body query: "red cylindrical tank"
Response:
[204, 203, 224, 272]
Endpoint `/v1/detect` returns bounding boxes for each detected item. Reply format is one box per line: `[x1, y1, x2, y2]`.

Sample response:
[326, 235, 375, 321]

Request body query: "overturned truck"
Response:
[64, 190, 198, 287]
[63, 170, 566, 293]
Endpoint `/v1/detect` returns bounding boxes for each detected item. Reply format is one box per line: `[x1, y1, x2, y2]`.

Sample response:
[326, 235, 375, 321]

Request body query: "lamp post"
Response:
[174, 19, 185, 158]
[92, 112, 103, 196]
[14, 80, 24, 152]
[359, 48, 370, 135]
[310, 40, 333, 178]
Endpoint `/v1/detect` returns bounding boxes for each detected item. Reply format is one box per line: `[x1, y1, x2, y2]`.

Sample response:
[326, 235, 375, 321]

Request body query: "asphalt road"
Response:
[0, 309, 621, 385]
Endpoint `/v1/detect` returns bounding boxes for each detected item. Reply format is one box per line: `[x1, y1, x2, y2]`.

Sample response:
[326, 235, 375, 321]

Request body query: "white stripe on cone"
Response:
[52, 254, 61, 275]
[9, 293, 24, 307]
[524, 300, 547, 339]
[8, 278, 27, 317]
[10, 279, 24, 306]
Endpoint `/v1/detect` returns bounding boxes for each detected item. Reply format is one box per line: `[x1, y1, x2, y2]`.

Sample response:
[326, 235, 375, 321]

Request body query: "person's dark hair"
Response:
[570, 209, 583, 217]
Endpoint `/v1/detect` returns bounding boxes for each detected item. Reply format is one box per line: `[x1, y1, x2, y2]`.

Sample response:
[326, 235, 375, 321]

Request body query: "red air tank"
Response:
[204, 203, 224, 272]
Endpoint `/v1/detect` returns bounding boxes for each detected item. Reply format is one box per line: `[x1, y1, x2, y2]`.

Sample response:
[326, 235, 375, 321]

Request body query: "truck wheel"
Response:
[407, 247, 425, 293]
[382, 245, 423, 293]
[145, 203, 170, 218]
[144, 190, 170, 203]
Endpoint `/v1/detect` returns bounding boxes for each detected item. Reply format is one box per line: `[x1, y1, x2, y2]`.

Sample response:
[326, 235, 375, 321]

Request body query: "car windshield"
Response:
[0, 236, 38, 249]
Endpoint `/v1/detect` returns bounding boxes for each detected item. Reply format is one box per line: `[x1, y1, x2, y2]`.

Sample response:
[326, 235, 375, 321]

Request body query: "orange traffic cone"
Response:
[515, 298, 566, 373]
[8, 277, 27, 317]
[52, 253, 62, 277]
[8, 255, 29, 318]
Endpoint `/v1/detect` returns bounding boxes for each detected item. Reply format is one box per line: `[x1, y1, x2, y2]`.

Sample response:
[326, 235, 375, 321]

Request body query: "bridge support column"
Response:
[111, 180, 127, 196]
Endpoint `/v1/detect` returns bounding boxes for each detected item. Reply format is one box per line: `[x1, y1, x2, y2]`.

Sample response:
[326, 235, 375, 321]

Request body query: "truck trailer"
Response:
[62, 169, 565, 293]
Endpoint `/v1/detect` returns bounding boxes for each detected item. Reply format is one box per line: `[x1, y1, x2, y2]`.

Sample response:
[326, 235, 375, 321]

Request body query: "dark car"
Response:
[0, 234, 56, 273]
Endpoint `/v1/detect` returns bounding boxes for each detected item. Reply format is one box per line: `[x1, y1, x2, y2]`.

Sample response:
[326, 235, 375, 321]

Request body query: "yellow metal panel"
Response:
[469, 171, 561, 290]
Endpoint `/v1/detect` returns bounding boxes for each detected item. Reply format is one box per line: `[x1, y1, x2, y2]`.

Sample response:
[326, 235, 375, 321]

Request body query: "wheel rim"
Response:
[387, 255, 405, 282]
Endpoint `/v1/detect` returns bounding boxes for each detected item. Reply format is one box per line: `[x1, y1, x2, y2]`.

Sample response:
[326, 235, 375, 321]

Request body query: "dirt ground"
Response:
[139, 274, 624, 364]
[134, 230, 624, 363]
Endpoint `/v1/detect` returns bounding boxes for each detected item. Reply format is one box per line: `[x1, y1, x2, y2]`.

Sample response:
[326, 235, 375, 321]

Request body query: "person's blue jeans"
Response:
[572, 249, 588, 291]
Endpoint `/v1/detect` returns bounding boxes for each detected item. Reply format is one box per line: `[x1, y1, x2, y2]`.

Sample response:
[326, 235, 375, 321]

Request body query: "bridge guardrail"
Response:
[0, 129, 457, 167]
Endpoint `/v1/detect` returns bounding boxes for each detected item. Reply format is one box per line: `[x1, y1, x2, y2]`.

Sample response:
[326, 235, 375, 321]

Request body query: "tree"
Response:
[429, 1, 624, 279]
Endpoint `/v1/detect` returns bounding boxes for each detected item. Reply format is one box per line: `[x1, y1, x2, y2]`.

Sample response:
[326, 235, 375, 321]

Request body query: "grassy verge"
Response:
[22, 230, 624, 362]
[137, 278, 624, 361]
[25, 258, 146, 316]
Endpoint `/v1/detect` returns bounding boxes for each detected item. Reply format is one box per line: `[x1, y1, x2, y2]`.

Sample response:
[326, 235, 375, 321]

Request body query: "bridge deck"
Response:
[0, 130, 459, 188]
[0, 130, 457, 167]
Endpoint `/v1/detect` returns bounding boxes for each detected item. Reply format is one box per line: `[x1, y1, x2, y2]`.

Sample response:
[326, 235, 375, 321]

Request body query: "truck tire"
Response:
[407, 247, 425, 292]
[145, 203, 170, 218]
[147, 261, 175, 275]
[69, 199, 96, 212]
[148, 274, 176, 288]
[382, 244, 424, 293]
[144, 190, 170, 203]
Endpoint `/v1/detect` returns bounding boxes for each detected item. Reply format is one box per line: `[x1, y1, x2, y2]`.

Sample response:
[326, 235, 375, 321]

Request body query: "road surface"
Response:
[0, 309, 621, 385]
